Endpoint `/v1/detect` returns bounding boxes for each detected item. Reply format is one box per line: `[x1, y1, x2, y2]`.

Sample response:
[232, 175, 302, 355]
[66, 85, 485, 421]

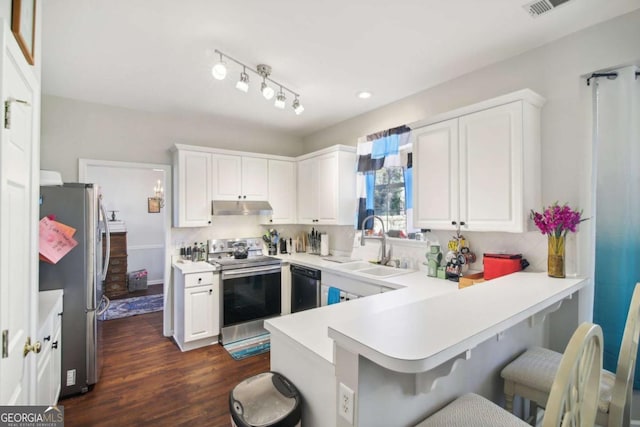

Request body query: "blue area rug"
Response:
[223, 333, 270, 360]
[102, 294, 163, 320]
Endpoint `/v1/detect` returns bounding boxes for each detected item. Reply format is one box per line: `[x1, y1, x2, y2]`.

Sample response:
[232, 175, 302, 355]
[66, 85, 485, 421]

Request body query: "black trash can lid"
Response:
[230, 372, 301, 427]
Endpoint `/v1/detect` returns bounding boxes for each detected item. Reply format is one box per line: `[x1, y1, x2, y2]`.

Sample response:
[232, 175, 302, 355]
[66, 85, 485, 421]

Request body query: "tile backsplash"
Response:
[170, 216, 580, 277]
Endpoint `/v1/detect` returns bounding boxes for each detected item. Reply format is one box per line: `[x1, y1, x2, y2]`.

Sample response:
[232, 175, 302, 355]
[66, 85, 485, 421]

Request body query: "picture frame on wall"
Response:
[11, 0, 36, 65]
[148, 197, 161, 214]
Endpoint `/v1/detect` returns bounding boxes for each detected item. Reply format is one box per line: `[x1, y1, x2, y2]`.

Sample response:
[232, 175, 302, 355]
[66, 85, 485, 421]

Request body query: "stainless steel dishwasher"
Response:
[290, 264, 321, 313]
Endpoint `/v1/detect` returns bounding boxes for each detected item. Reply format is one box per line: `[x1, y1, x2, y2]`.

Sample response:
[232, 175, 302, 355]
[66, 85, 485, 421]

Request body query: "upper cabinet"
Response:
[172, 144, 354, 227]
[173, 149, 212, 227]
[296, 146, 356, 225]
[261, 159, 296, 225]
[211, 154, 268, 201]
[413, 90, 545, 233]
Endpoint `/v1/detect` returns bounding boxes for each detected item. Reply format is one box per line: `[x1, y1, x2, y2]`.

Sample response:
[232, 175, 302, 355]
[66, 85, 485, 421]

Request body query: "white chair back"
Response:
[608, 282, 640, 427]
[542, 322, 603, 427]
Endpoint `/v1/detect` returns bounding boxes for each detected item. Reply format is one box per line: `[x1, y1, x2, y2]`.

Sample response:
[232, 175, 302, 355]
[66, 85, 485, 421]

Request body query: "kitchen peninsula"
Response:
[265, 257, 586, 427]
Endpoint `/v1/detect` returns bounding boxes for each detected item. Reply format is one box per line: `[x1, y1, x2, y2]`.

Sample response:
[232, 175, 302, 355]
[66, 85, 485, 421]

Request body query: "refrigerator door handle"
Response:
[99, 195, 111, 281]
[96, 295, 110, 316]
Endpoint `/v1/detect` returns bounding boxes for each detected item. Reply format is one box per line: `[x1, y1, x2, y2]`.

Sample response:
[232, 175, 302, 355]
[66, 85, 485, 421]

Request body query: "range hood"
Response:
[212, 200, 273, 216]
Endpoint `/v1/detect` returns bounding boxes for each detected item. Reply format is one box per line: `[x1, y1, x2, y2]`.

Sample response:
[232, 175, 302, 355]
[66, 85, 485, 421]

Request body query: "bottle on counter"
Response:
[192, 242, 198, 262]
[199, 243, 206, 261]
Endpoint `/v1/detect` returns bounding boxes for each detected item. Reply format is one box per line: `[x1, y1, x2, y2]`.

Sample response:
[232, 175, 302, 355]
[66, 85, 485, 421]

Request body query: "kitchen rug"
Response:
[223, 333, 270, 360]
[102, 294, 163, 320]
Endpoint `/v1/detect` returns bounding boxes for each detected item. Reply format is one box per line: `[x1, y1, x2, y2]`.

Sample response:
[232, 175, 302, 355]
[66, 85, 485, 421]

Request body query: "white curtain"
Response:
[593, 66, 640, 385]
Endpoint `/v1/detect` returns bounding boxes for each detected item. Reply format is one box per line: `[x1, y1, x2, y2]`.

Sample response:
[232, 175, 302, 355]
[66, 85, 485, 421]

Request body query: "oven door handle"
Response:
[221, 265, 282, 280]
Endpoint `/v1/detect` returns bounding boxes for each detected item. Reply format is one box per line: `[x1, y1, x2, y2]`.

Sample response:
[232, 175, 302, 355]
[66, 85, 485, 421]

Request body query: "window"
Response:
[374, 167, 407, 233]
[367, 166, 417, 237]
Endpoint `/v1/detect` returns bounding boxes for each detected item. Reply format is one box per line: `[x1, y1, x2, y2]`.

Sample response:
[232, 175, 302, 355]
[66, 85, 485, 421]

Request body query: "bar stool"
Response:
[415, 322, 603, 427]
[501, 282, 640, 426]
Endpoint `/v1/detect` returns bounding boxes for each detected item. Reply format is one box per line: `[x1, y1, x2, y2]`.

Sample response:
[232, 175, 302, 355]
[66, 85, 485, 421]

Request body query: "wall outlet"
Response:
[66, 369, 76, 386]
[338, 382, 355, 425]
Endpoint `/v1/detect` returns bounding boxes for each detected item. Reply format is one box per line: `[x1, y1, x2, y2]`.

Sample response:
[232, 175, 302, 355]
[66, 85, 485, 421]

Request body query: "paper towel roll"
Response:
[320, 233, 329, 256]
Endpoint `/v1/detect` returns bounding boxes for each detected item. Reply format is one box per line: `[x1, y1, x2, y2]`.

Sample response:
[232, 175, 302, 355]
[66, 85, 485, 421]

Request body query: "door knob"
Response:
[23, 337, 41, 357]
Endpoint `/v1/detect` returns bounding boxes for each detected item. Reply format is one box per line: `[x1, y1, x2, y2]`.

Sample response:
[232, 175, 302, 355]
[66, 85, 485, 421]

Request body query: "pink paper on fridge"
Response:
[39, 216, 78, 264]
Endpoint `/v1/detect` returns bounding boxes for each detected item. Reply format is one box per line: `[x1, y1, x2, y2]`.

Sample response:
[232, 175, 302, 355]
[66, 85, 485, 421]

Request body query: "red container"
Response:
[483, 254, 523, 280]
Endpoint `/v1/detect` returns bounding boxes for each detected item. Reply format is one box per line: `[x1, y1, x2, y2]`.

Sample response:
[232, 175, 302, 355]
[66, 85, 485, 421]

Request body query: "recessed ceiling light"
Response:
[357, 91, 372, 99]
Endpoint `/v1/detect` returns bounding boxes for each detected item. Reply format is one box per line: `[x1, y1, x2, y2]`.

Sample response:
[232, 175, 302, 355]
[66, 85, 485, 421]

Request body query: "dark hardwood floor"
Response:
[60, 311, 270, 426]
[110, 283, 164, 300]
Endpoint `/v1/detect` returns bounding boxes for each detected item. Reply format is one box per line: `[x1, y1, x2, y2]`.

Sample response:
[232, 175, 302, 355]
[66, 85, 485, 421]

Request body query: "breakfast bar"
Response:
[265, 268, 587, 427]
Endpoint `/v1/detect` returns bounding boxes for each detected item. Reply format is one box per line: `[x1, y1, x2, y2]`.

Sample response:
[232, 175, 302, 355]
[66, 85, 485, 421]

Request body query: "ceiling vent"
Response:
[523, 0, 572, 17]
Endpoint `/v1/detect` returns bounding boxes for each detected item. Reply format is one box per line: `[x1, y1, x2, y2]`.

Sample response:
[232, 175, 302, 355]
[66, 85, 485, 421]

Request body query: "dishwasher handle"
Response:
[290, 264, 321, 280]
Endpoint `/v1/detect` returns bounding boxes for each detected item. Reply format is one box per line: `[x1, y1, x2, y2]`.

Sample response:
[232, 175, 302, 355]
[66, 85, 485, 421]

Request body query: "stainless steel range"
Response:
[208, 238, 282, 345]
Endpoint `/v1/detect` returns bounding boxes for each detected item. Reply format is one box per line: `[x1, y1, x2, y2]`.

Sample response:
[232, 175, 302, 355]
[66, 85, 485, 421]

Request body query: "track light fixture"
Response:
[212, 49, 303, 115]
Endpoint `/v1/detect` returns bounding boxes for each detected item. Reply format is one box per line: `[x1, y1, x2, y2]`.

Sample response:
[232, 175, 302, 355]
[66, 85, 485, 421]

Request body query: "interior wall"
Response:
[40, 95, 305, 182]
[84, 163, 166, 285]
[303, 9, 640, 352]
[303, 9, 640, 209]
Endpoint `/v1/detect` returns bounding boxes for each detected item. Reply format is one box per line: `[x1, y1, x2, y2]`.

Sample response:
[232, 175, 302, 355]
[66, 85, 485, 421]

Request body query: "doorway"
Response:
[79, 159, 172, 336]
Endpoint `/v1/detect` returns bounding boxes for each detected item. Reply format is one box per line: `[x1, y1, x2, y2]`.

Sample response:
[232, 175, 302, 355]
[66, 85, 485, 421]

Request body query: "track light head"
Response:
[293, 98, 304, 115]
[211, 52, 227, 80]
[236, 70, 249, 93]
[261, 81, 275, 100]
[274, 90, 286, 109]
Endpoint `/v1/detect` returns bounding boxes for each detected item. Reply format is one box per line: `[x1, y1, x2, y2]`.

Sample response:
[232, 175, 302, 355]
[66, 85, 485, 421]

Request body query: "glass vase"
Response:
[548, 235, 565, 278]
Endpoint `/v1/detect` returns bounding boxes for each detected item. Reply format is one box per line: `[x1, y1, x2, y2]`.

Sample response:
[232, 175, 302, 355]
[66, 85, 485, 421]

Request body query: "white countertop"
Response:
[266, 253, 459, 364]
[265, 252, 587, 374]
[172, 261, 217, 274]
[328, 272, 586, 373]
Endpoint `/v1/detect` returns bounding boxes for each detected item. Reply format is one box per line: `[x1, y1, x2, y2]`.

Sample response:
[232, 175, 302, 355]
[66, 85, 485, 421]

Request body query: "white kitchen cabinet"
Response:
[261, 159, 297, 225]
[36, 290, 63, 406]
[413, 90, 544, 233]
[296, 146, 356, 225]
[173, 266, 220, 351]
[212, 154, 268, 201]
[172, 149, 212, 227]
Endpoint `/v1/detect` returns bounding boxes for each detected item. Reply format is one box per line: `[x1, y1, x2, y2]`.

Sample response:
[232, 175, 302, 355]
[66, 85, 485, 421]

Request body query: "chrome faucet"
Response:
[360, 215, 390, 265]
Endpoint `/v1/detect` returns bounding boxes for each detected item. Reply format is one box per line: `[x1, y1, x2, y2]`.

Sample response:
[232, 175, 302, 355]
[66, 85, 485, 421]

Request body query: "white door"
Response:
[211, 154, 241, 200]
[241, 157, 268, 200]
[184, 286, 215, 342]
[0, 23, 39, 405]
[316, 153, 339, 224]
[459, 101, 523, 231]
[178, 151, 212, 227]
[413, 118, 459, 230]
[266, 160, 296, 224]
[296, 157, 317, 224]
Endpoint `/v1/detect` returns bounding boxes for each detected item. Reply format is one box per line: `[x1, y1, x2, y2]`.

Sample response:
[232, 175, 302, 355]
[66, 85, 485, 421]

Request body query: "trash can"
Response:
[230, 372, 302, 427]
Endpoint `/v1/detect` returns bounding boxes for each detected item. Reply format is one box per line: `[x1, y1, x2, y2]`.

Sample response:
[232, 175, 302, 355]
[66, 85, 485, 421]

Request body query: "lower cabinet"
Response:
[36, 290, 63, 406]
[173, 267, 220, 351]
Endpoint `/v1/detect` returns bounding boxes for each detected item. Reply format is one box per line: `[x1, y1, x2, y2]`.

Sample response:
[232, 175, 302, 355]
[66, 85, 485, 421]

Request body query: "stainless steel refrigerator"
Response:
[39, 183, 111, 397]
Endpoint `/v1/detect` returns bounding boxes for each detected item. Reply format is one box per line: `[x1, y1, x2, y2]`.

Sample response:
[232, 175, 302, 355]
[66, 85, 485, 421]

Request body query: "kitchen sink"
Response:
[356, 266, 406, 277]
[335, 261, 375, 271]
[333, 261, 412, 278]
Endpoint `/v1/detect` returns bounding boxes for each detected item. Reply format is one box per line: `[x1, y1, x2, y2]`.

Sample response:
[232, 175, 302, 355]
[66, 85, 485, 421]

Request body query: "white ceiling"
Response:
[41, 0, 640, 137]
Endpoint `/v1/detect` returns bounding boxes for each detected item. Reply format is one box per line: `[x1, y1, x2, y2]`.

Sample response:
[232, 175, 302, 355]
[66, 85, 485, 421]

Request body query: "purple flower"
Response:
[530, 202, 588, 237]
